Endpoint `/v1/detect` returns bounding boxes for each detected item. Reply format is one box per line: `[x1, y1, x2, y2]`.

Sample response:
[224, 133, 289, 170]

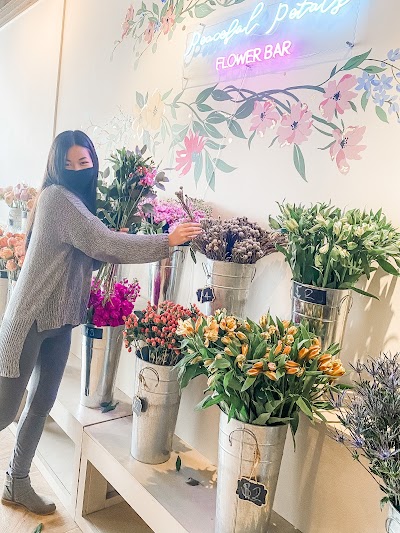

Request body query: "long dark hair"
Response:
[26, 130, 99, 248]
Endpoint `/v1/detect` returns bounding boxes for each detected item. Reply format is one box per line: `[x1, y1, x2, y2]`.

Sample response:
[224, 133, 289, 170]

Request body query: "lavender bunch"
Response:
[333, 353, 400, 511]
[192, 216, 286, 264]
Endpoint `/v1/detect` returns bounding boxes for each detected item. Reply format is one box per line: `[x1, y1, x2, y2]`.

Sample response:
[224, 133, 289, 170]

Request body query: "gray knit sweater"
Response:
[0, 185, 170, 378]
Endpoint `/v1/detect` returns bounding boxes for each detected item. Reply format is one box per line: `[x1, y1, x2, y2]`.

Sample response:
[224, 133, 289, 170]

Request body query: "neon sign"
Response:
[185, 0, 353, 59]
[216, 40, 292, 71]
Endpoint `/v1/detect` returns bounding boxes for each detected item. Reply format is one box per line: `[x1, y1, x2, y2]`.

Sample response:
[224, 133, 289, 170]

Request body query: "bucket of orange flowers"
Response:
[0, 231, 26, 316]
[176, 310, 347, 533]
[124, 300, 201, 464]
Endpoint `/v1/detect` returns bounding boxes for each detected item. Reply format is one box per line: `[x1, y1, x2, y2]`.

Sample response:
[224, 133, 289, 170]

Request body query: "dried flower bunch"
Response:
[0, 184, 37, 211]
[124, 301, 202, 366]
[0, 230, 26, 280]
[192, 217, 286, 264]
[87, 278, 140, 328]
[333, 353, 400, 512]
[270, 202, 400, 298]
[176, 310, 346, 437]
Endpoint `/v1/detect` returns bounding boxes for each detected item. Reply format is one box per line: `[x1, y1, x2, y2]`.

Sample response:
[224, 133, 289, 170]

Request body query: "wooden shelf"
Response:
[83, 501, 152, 533]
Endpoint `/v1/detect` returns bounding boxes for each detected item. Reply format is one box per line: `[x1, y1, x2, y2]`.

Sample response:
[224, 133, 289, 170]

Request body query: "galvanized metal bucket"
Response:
[80, 324, 124, 408]
[291, 281, 352, 351]
[201, 259, 256, 318]
[131, 356, 181, 464]
[8, 207, 22, 232]
[216, 412, 287, 533]
[0, 271, 8, 323]
[387, 504, 400, 533]
[7, 278, 16, 305]
[148, 246, 185, 306]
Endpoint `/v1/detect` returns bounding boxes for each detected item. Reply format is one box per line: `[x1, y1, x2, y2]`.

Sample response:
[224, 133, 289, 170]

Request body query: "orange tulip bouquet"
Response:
[176, 309, 347, 438]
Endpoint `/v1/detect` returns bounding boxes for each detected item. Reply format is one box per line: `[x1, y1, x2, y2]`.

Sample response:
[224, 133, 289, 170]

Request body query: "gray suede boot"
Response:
[1, 473, 56, 515]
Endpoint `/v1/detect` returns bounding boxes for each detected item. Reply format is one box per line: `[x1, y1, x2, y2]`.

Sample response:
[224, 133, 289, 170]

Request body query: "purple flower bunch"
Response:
[87, 278, 141, 328]
[139, 197, 209, 234]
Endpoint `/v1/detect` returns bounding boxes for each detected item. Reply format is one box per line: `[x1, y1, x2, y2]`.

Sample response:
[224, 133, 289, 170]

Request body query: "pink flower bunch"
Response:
[139, 170, 156, 187]
[87, 278, 141, 328]
[0, 184, 37, 210]
[139, 197, 208, 233]
[0, 230, 26, 279]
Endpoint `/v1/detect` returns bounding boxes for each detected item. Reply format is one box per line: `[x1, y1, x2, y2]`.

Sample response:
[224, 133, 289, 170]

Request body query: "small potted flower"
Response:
[269, 203, 400, 350]
[80, 277, 140, 408]
[138, 190, 211, 306]
[333, 353, 400, 533]
[176, 309, 346, 533]
[191, 216, 286, 317]
[124, 300, 201, 464]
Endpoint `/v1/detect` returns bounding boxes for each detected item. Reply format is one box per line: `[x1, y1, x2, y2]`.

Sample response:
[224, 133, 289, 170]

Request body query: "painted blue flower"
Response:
[372, 74, 394, 93]
[397, 84, 400, 93]
[355, 71, 375, 93]
[388, 48, 400, 61]
[389, 97, 399, 115]
[373, 90, 387, 107]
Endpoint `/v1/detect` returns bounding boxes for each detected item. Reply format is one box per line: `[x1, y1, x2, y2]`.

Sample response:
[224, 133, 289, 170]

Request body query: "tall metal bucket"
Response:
[131, 357, 181, 464]
[148, 246, 185, 306]
[202, 259, 256, 318]
[387, 503, 400, 533]
[291, 281, 352, 351]
[80, 324, 124, 408]
[216, 412, 287, 533]
[0, 271, 9, 323]
[8, 207, 22, 232]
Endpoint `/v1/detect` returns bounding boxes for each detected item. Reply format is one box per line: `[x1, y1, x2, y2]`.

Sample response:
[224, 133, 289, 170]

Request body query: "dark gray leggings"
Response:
[0, 322, 72, 478]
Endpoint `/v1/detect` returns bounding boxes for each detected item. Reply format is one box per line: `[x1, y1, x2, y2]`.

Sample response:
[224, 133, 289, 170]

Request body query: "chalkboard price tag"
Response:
[236, 478, 267, 507]
[84, 325, 103, 340]
[196, 287, 215, 304]
[294, 283, 327, 306]
[132, 395, 147, 416]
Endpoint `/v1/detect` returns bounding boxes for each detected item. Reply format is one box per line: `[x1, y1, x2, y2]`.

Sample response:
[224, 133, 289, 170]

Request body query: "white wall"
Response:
[3, 0, 399, 531]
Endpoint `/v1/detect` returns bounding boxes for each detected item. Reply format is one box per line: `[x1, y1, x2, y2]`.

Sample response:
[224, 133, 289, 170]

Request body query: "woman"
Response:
[0, 130, 201, 515]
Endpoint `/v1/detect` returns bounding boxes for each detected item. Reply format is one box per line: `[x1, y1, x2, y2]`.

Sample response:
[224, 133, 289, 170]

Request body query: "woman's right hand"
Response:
[168, 222, 202, 247]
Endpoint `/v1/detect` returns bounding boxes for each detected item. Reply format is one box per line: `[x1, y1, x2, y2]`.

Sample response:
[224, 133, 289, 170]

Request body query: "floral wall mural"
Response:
[126, 48, 400, 189]
[114, 0, 244, 69]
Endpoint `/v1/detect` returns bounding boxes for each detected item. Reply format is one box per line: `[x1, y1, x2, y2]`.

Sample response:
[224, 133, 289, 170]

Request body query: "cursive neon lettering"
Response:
[265, 0, 352, 34]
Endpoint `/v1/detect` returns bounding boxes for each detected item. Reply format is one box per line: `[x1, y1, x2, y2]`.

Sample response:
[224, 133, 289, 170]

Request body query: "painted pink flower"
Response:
[250, 101, 280, 133]
[320, 74, 357, 121]
[175, 131, 206, 176]
[329, 126, 366, 175]
[121, 5, 134, 39]
[144, 21, 155, 45]
[277, 103, 313, 146]
[161, 7, 175, 35]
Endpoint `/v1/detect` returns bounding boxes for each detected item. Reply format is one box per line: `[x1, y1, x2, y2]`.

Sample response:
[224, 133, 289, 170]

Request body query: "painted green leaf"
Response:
[329, 64, 338, 78]
[248, 130, 256, 149]
[228, 119, 246, 139]
[364, 65, 386, 74]
[318, 141, 335, 151]
[204, 122, 224, 138]
[193, 154, 204, 184]
[212, 89, 232, 101]
[268, 135, 278, 148]
[349, 101, 357, 112]
[162, 88, 173, 101]
[205, 139, 227, 150]
[197, 103, 213, 113]
[375, 105, 389, 123]
[194, 3, 214, 18]
[214, 159, 236, 173]
[293, 144, 306, 181]
[152, 42, 157, 53]
[136, 92, 144, 109]
[361, 91, 369, 111]
[196, 85, 217, 105]
[205, 151, 216, 191]
[234, 99, 254, 120]
[152, 3, 159, 16]
[312, 115, 337, 130]
[342, 49, 371, 71]
[206, 111, 226, 124]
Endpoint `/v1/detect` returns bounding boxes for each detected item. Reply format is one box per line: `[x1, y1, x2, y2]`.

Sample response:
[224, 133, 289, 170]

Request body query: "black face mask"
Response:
[61, 167, 97, 211]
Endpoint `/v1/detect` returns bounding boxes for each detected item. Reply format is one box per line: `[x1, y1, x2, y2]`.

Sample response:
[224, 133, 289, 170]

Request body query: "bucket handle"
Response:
[338, 294, 353, 316]
[386, 516, 400, 532]
[228, 428, 261, 481]
[138, 367, 160, 391]
[202, 262, 256, 282]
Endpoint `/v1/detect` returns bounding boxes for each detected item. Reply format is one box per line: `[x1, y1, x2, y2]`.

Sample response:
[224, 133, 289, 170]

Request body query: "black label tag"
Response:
[0, 271, 8, 279]
[84, 325, 103, 340]
[132, 396, 147, 416]
[294, 283, 327, 306]
[236, 478, 267, 507]
[196, 287, 215, 303]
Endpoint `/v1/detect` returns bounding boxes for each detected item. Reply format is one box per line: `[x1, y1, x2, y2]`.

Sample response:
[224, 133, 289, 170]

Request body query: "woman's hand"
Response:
[168, 222, 202, 247]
